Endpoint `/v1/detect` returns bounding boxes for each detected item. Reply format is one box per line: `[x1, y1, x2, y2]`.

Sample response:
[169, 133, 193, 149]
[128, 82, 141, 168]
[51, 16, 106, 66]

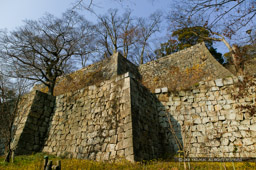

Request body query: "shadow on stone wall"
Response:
[13, 91, 55, 155]
[155, 76, 256, 158]
[10, 43, 256, 161]
[157, 99, 183, 159]
[129, 76, 182, 160]
[11, 74, 183, 161]
[0, 138, 5, 156]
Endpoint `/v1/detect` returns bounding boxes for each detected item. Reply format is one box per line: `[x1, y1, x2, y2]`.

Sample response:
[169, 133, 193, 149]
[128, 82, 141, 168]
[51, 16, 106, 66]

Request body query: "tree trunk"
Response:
[48, 82, 55, 96]
[4, 150, 11, 162]
[140, 47, 145, 65]
[207, 31, 244, 75]
[231, 45, 244, 76]
[3, 95, 20, 163]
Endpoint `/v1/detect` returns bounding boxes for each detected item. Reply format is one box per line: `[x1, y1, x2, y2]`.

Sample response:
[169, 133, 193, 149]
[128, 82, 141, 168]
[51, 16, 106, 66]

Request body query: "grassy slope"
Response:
[0, 153, 256, 170]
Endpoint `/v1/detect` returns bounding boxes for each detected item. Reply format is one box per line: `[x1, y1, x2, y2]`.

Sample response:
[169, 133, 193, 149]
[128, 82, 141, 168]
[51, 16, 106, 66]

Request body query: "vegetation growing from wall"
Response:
[142, 63, 208, 92]
[39, 63, 104, 96]
[232, 75, 256, 116]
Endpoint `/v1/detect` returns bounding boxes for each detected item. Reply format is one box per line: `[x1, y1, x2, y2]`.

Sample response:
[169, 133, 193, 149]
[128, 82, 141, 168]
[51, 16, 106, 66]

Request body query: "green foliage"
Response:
[154, 39, 179, 58]
[208, 47, 224, 64]
[0, 153, 50, 169]
[172, 26, 212, 50]
[155, 26, 224, 64]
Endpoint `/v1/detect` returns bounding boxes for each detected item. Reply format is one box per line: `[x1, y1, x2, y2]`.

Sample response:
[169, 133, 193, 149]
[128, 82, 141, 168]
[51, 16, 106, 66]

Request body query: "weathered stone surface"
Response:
[155, 88, 161, 94]
[10, 50, 256, 161]
[243, 138, 254, 146]
[250, 124, 256, 131]
[194, 118, 202, 124]
[226, 113, 236, 120]
[12, 91, 55, 155]
[161, 87, 168, 93]
[156, 76, 256, 158]
[236, 113, 243, 121]
[221, 138, 229, 146]
[12, 73, 142, 161]
[223, 77, 233, 85]
[215, 79, 223, 87]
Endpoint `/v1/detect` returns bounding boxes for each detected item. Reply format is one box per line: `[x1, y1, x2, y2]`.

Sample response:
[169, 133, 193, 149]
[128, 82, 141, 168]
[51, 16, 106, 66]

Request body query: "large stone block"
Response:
[223, 77, 234, 85]
[250, 124, 256, 131]
[220, 138, 229, 146]
[125, 147, 134, 156]
[243, 138, 254, 146]
[106, 144, 116, 152]
[215, 79, 223, 87]
[225, 112, 236, 120]
[117, 150, 125, 157]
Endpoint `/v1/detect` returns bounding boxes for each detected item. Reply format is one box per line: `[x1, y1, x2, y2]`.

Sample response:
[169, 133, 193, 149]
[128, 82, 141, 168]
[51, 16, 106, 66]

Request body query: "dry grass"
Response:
[142, 64, 209, 92]
[1, 153, 256, 170]
[39, 64, 104, 96]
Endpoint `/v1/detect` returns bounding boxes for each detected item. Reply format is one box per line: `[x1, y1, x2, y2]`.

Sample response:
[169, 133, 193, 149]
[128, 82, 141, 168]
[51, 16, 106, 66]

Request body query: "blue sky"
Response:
[0, 0, 169, 30]
[0, 0, 228, 54]
[1, 0, 70, 30]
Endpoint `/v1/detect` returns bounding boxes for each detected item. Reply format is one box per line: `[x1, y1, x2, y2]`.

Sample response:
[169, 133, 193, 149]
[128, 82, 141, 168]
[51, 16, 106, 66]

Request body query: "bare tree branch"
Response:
[0, 11, 96, 95]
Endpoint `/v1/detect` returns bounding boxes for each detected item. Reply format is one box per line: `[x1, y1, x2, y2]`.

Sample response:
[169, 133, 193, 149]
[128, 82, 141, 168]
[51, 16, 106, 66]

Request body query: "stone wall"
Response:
[156, 76, 256, 157]
[1, 91, 39, 156]
[33, 43, 235, 95]
[10, 43, 256, 161]
[0, 137, 4, 155]
[42, 73, 135, 161]
[130, 76, 163, 160]
[10, 92, 37, 153]
[33, 56, 116, 96]
[33, 52, 140, 96]
[11, 73, 169, 162]
[116, 53, 141, 80]
[12, 91, 55, 155]
[139, 43, 233, 92]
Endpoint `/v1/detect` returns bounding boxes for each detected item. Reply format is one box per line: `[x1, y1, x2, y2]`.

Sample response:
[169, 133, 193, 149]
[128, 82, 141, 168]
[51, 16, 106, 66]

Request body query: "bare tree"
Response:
[135, 11, 162, 64]
[169, 0, 256, 38]
[96, 9, 138, 59]
[120, 11, 139, 59]
[189, 0, 255, 34]
[95, 9, 162, 64]
[72, 0, 94, 11]
[97, 9, 122, 56]
[167, 0, 256, 75]
[0, 75, 15, 162]
[72, 0, 129, 10]
[186, 27, 245, 74]
[0, 73, 29, 162]
[0, 10, 96, 95]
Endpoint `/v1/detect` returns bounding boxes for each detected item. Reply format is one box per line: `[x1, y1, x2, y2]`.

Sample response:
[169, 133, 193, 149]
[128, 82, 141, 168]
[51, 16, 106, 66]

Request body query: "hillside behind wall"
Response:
[156, 76, 256, 157]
